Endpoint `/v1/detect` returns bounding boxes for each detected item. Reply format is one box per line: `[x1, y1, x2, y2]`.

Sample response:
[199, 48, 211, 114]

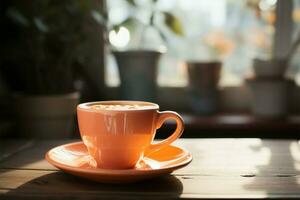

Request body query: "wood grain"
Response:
[1, 139, 300, 199]
[0, 140, 34, 163]
[1, 169, 300, 199]
[0, 140, 73, 170]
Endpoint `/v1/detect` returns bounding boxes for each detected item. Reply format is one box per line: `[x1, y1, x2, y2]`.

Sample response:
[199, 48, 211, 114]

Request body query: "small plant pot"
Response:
[113, 50, 162, 101]
[186, 61, 221, 115]
[14, 92, 79, 139]
[247, 79, 290, 118]
[253, 58, 287, 78]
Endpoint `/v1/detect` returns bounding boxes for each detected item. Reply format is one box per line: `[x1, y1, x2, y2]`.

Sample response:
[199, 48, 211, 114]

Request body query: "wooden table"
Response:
[1, 139, 300, 199]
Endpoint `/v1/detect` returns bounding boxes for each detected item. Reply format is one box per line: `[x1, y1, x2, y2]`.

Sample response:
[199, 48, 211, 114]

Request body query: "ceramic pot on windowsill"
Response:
[246, 78, 291, 118]
[253, 58, 287, 78]
[113, 50, 162, 101]
[247, 58, 290, 118]
[13, 92, 79, 139]
[186, 61, 222, 115]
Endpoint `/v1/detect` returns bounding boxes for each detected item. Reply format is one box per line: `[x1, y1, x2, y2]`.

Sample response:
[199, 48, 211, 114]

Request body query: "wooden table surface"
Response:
[1, 139, 300, 199]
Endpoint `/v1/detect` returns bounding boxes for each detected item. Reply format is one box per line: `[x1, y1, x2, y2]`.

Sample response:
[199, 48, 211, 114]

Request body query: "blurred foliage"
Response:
[0, 0, 99, 95]
[163, 12, 184, 36]
[91, 0, 184, 46]
[126, 0, 137, 6]
[0, 0, 184, 95]
[114, 17, 140, 34]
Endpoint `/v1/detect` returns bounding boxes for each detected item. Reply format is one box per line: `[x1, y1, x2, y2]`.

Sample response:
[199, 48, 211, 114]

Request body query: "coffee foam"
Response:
[90, 104, 154, 110]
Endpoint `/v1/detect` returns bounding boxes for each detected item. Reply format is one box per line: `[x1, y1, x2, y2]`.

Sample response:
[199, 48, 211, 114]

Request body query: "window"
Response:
[292, 0, 300, 84]
[105, 0, 276, 87]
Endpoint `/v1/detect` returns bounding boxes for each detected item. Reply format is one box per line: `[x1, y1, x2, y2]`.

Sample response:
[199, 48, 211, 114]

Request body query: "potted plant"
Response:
[247, 58, 290, 118]
[247, 4, 300, 118]
[92, 0, 184, 100]
[0, 1, 96, 138]
[247, 78, 292, 118]
[186, 31, 234, 115]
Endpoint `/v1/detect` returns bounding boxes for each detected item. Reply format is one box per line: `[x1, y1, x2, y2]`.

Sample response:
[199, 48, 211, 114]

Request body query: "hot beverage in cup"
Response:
[90, 103, 154, 110]
[77, 101, 184, 169]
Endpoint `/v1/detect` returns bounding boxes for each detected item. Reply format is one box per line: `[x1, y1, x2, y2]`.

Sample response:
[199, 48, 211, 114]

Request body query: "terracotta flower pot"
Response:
[14, 92, 79, 139]
[187, 61, 221, 115]
[113, 50, 161, 101]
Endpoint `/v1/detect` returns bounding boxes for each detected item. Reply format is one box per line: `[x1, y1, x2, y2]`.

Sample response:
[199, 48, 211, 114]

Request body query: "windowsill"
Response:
[160, 113, 300, 139]
[102, 85, 300, 139]
[102, 85, 252, 112]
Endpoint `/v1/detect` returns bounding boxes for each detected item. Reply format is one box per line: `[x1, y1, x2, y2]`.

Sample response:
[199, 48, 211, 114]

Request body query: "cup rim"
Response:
[77, 100, 159, 112]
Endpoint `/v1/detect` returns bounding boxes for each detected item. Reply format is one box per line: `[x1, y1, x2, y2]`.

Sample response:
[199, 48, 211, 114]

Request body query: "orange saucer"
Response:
[45, 142, 192, 183]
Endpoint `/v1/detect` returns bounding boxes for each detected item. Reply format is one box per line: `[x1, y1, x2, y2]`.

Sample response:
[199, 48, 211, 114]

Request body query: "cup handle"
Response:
[145, 111, 184, 155]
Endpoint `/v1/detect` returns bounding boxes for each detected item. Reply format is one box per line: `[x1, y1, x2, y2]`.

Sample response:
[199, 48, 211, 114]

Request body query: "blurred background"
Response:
[1, 0, 300, 139]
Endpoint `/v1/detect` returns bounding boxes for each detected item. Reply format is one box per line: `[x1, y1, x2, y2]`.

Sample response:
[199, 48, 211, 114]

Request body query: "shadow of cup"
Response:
[3, 171, 183, 199]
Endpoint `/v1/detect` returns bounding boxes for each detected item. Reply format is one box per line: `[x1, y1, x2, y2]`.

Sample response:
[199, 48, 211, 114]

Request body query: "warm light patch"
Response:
[109, 26, 130, 48]
[290, 142, 300, 171]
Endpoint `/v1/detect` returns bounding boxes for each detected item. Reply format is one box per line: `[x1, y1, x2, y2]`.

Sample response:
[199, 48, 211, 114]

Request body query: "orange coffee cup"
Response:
[77, 101, 184, 169]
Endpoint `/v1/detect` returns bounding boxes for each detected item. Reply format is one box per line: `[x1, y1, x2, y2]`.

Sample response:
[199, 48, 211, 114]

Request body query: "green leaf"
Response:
[163, 12, 184, 36]
[126, 0, 137, 6]
[91, 10, 106, 26]
[112, 25, 121, 33]
[6, 8, 29, 27]
[112, 17, 139, 33]
[34, 18, 48, 32]
[119, 17, 137, 31]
